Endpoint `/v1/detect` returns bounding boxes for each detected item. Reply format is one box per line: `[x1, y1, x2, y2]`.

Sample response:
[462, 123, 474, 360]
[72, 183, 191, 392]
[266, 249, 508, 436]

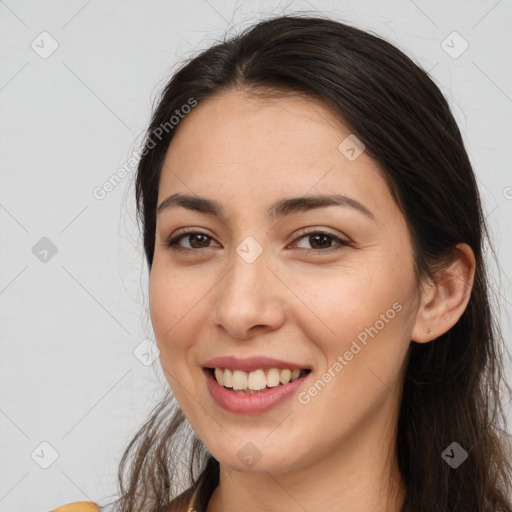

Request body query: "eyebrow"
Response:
[157, 192, 375, 222]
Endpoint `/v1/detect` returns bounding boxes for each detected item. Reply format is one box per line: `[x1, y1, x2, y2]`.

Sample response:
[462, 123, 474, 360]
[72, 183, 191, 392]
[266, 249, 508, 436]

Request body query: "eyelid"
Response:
[167, 227, 212, 240]
[291, 227, 351, 245]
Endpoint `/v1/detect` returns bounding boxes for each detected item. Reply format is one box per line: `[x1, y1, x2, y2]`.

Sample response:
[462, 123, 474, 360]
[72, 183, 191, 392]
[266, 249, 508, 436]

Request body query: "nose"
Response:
[212, 252, 286, 340]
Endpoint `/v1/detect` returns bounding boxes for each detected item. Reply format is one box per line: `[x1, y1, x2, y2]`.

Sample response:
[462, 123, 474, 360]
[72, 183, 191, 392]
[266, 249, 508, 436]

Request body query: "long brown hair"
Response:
[103, 14, 512, 512]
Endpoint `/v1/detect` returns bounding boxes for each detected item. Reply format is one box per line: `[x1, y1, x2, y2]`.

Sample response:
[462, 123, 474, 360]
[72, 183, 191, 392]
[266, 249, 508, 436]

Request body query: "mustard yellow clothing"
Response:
[48, 485, 202, 512]
[49, 502, 100, 512]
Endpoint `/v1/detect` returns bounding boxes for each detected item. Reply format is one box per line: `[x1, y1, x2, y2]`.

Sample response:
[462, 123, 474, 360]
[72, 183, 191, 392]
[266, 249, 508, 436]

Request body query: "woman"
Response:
[51, 14, 512, 512]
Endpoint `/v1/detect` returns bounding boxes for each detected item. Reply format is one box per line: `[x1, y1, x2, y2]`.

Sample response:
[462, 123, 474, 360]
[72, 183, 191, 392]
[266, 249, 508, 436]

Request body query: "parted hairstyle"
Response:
[103, 14, 512, 512]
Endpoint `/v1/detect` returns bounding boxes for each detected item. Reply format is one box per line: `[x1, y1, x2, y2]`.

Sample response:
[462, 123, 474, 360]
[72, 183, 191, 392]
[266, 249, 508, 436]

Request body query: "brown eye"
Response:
[307, 233, 333, 249]
[292, 231, 352, 254]
[166, 231, 217, 250]
[186, 234, 211, 248]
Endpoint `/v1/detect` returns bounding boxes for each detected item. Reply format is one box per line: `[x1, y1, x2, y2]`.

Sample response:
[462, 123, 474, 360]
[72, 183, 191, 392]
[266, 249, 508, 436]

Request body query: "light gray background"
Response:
[1, 0, 511, 510]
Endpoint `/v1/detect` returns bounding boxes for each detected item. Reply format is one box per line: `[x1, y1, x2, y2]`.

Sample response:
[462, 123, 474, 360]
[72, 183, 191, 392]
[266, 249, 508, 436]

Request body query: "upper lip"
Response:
[203, 355, 311, 372]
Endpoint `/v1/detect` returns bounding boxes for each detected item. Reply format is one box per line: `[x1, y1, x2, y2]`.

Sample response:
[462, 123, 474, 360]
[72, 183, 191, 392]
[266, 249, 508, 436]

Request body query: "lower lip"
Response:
[204, 368, 310, 414]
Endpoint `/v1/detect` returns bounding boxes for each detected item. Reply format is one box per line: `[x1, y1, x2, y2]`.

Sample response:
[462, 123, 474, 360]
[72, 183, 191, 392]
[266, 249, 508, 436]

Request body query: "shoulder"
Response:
[49, 502, 101, 512]
[48, 489, 198, 512]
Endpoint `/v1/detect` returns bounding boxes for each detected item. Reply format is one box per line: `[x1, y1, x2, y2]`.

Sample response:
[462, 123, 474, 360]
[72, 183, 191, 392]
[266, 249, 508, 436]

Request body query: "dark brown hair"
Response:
[103, 14, 512, 512]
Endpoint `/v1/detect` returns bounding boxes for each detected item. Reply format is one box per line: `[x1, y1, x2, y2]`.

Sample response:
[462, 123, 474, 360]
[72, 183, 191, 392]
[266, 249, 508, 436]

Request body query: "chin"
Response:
[206, 436, 302, 475]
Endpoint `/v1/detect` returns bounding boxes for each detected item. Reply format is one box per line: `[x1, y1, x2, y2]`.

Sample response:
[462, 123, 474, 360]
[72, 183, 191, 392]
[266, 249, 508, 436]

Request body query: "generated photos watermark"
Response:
[298, 301, 403, 404]
[92, 97, 198, 200]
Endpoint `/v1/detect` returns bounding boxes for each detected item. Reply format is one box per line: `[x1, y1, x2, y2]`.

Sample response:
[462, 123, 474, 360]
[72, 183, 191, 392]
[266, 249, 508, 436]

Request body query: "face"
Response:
[149, 89, 420, 475]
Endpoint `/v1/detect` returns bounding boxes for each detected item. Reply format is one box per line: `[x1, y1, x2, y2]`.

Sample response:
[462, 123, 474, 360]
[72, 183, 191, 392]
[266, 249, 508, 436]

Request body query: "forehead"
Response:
[164, 89, 348, 169]
[158, 89, 394, 222]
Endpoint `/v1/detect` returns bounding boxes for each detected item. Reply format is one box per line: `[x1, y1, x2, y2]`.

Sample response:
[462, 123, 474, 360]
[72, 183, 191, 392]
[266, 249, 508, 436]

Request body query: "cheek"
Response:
[148, 266, 199, 370]
[290, 251, 414, 372]
[148, 268, 205, 412]
[149, 262, 204, 342]
[294, 267, 405, 335]
[291, 277, 411, 439]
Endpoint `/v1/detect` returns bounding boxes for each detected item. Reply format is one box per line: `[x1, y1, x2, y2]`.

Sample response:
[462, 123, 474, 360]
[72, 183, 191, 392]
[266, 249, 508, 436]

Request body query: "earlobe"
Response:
[411, 243, 476, 344]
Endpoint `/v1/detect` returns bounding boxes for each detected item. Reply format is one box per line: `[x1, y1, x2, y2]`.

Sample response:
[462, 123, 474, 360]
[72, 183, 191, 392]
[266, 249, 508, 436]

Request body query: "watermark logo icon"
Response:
[31, 32, 59, 59]
[31, 441, 59, 469]
[338, 134, 365, 161]
[237, 442, 262, 467]
[441, 441, 468, 468]
[133, 338, 160, 366]
[441, 31, 469, 59]
[236, 236, 263, 264]
[32, 237, 58, 263]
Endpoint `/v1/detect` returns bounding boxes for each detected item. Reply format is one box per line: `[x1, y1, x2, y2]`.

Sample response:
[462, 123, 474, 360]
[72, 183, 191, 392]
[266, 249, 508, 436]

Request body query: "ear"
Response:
[411, 243, 476, 343]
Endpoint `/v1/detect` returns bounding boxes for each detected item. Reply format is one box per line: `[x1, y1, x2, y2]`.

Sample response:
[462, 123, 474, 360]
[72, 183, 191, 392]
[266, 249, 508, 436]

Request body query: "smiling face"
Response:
[149, 88, 421, 477]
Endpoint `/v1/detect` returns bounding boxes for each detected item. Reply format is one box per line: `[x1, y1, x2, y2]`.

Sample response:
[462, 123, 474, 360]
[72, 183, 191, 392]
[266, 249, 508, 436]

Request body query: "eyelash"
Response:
[164, 229, 353, 255]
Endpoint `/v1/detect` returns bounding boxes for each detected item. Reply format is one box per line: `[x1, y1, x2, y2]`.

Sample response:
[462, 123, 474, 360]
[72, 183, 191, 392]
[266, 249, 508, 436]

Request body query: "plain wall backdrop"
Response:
[1, 0, 511, 510]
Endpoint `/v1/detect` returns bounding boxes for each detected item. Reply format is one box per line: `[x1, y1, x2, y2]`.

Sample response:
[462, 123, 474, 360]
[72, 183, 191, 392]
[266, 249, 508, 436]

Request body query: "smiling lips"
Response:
[202, 355, 312, 412]
[203, 355, 311, 392]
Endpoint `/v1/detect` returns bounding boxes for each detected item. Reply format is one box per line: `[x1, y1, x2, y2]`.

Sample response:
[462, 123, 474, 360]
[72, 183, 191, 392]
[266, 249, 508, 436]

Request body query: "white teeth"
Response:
[232, 370, 248, 390]
[212, 367, 307, 391]
[266, 368, 280, 387]
[280, 369, 291, 384]
[223, 368, 233, 388]
[248, 369, 267, 390]
[214, 368, 224, 386]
